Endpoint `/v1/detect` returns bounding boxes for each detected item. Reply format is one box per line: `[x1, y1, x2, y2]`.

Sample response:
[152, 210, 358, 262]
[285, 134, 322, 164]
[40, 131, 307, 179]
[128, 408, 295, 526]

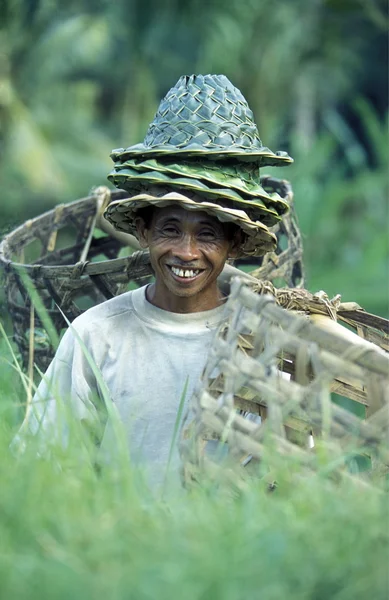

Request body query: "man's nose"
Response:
[173, 234, 201, 261]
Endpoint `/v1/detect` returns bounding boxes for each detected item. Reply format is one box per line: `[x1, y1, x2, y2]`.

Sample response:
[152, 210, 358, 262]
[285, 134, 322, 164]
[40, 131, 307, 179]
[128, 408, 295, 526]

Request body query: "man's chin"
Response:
[167, 284, 203, 299]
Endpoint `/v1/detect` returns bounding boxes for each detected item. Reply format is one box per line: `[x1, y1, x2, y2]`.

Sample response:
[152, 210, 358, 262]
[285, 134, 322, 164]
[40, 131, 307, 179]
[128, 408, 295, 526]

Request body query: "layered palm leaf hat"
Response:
[104, 74, 293, 256]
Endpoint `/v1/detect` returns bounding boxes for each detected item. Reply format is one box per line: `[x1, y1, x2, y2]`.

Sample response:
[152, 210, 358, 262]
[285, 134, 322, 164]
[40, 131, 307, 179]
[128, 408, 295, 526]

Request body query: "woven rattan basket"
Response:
[180, 278, 389, 489]
[0, 178, 303, 371]
[0, 189, 150, 371]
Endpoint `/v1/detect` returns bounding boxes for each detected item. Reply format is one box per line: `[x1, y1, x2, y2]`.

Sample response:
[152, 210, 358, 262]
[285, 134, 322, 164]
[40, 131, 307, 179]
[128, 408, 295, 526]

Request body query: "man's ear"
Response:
[134, 217, 149, 249]
[228, 229, 243, 259]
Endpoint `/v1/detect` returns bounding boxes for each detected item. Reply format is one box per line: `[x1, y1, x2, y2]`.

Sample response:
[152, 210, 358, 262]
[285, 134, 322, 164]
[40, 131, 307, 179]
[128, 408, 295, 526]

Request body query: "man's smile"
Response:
[166, 264, 206, 283]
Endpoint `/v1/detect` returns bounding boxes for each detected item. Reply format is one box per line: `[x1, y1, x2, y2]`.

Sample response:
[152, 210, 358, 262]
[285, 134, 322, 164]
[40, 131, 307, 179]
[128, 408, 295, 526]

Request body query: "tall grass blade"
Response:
[162, 375, 189, 493]
[0, 321, 30, 400]
[27, 304, 35, 412]
[16, 267, 60, 350]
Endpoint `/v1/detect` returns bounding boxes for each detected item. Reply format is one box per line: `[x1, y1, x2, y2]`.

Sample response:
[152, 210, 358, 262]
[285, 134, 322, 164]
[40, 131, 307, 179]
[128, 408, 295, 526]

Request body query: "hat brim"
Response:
[110, 157, 289, 214]
[104, 192, 277, 257]
[107, 169, 287, 227]
[110, 144, 293, 167]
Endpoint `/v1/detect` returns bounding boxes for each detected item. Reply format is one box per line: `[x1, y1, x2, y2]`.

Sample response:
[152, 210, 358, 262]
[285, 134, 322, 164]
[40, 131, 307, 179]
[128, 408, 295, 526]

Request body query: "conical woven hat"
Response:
[106, 75, 294, 256]
[111, 74, 293, 167]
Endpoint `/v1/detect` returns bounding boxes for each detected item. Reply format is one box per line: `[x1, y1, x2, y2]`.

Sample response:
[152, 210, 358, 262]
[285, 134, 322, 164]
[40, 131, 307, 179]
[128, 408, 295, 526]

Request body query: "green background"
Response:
[1, 0, 388, 316]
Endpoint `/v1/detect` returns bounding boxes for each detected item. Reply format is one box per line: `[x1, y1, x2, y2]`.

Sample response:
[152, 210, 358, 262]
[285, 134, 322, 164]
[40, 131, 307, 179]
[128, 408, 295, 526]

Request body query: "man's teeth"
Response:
[171, 267, 200, 278]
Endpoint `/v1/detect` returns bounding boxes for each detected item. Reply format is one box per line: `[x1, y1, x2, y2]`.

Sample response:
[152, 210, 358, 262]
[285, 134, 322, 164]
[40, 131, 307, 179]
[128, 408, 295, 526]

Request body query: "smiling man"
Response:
[18, 75, 292, 487]
[135, 204, 240, 313]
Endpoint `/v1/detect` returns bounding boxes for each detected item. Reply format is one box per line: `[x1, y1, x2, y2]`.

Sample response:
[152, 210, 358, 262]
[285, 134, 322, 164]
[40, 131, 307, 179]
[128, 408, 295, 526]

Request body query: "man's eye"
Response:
[199, 230, 217, 240]
[162, 226, 179, 235]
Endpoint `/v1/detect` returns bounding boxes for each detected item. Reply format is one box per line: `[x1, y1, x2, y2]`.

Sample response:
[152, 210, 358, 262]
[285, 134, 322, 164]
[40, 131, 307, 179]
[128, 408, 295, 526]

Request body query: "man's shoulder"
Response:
[72, 287, 142, 331]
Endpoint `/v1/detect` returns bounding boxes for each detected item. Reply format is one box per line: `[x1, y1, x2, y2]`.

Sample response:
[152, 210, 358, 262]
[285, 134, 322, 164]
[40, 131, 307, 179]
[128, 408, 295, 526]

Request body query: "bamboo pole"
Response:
[231, 280, 389, 377]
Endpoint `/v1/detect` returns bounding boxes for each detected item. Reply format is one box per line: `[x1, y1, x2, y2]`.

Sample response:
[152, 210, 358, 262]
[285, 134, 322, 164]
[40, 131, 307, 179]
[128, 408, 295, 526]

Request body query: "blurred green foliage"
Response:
[0, 351, 387, 600]
[0, 0, 388, 315]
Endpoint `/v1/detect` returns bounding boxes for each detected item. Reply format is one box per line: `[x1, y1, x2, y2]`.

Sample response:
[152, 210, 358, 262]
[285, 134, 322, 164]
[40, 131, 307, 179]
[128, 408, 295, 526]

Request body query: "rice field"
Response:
[0, 335, 388, 600]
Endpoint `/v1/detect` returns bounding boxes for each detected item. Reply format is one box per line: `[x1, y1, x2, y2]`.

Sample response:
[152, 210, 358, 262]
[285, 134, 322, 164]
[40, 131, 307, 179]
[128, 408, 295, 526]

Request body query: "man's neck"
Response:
[145, 283, 225, 314]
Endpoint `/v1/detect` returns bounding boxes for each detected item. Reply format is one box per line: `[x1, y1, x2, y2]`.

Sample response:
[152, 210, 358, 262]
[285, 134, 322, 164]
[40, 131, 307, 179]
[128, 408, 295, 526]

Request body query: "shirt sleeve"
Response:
[13, 323, 103, 453]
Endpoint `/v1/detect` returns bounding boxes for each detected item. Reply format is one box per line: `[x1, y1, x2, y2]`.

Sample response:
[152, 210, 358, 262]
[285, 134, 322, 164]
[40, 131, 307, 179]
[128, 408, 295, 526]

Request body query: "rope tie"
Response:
[125, 250, 149, 275]
[71, 260, 89, 278]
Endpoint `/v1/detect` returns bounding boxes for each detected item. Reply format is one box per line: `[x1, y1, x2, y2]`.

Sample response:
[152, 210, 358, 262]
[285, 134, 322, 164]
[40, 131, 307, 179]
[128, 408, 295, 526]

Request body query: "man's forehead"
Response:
[152, 205, 222, 227]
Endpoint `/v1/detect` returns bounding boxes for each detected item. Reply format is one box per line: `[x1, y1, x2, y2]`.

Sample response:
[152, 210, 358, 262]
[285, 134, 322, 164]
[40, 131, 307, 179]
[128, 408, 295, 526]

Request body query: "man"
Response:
[18, 74, 292, 488]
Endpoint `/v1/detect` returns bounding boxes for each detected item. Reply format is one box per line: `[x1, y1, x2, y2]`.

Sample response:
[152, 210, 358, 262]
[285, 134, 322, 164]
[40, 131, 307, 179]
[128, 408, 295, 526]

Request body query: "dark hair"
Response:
[223, 221, 240, 243]
[134, 206, 155, 228]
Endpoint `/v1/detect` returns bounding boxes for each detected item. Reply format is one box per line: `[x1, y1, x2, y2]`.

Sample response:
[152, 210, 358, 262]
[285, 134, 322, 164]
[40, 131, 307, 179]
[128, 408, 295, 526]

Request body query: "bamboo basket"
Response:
[0, 189, 151, 371]
[235, 176, 304, 288]
[180, 278, 389, 489]
[0, 179, 303, 371]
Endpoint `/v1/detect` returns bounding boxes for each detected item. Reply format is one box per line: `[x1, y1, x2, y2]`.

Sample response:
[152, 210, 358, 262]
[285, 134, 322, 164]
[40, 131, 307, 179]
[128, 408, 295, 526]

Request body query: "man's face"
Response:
[136, 206, 239, 311]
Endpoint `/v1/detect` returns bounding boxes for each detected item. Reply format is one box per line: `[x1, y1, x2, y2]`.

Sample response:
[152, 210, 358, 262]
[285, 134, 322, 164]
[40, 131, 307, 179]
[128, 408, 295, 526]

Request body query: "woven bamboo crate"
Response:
[0, 179, 303, 371]
[180, 278, 389, 489]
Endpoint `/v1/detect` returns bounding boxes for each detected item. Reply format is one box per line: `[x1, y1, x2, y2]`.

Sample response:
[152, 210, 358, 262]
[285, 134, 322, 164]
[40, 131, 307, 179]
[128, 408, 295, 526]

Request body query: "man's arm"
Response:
[13, 326, 103, 453]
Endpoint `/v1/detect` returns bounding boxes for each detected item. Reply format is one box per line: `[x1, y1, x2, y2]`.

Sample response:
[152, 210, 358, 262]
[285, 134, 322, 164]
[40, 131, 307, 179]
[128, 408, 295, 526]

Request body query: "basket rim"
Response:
[0, 190, 131, 274]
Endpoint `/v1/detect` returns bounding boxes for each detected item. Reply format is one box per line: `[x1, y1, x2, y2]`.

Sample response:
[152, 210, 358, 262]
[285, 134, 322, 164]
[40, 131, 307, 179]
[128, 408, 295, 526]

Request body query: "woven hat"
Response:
[105, 74, 294, 256]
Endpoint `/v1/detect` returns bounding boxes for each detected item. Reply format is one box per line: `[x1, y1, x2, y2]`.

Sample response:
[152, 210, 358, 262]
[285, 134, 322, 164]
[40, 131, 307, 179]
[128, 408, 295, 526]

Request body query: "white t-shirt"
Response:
[18, 285, 227, 488]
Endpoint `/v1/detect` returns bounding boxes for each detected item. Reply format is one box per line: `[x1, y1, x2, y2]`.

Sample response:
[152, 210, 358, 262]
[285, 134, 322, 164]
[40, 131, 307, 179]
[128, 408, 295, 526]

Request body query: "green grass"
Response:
[0, 343, 388, 600]
[0, 425, 387, 600]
